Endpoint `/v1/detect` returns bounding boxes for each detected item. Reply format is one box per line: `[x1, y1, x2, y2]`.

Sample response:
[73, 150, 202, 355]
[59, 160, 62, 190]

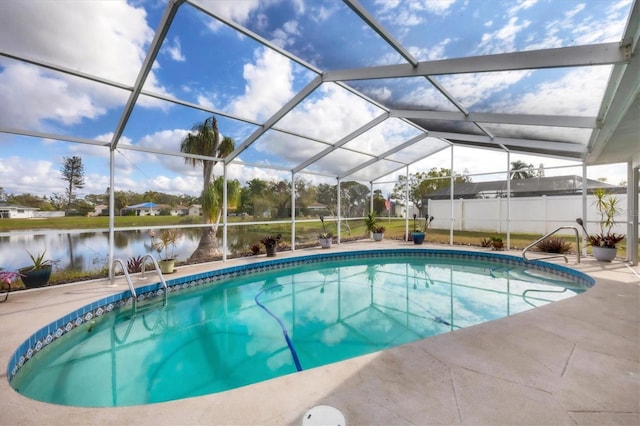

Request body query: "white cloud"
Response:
[272, 19, 301, 48]
[0, 63, 108, 129]
[492, 66, 611, 116]
[506, 0, 538, 17]
[278, 84, 380, 142]
[0, 157, 59, 196]
[0, 1, 171, 130]
[373, 0, 456, 27]
[201, 0, 262, 25]
[309, 4, 339, 23]
[416, 38, 452, 61]
[258, 84, 383, 174]
[410, 0, 457, 16]
[227, 47, 295, 122]
[366, 86, 393, 102]
[437, 70, 532, 108]
[164, 37, 186, 62]
[478, 16, 532, 54]
[197, 95, 215, 110]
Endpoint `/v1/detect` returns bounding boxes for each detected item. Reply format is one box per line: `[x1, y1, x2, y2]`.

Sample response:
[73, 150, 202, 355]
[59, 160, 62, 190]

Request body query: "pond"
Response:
[0, 227, 296, 273]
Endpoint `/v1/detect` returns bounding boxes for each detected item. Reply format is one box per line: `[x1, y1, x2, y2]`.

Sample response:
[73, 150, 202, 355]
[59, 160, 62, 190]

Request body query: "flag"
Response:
[385, 195, 391, 211]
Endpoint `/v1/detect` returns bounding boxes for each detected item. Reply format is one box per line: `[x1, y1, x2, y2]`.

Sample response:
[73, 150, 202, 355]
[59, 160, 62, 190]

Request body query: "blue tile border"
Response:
[6, 249, 594, 382]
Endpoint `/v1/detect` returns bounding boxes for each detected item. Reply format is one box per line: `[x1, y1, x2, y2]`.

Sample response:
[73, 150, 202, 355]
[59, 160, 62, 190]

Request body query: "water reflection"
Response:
[0, 228, 278, 272]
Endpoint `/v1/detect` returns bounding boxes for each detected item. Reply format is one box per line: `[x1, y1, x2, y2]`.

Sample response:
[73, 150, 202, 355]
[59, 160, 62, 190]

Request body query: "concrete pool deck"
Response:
[1, 241, 638, 425]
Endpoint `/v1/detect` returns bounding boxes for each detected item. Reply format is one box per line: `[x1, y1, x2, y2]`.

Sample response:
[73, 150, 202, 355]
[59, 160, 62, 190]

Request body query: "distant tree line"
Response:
[0, 173, 467, 219]
[3, 163, 549, 219]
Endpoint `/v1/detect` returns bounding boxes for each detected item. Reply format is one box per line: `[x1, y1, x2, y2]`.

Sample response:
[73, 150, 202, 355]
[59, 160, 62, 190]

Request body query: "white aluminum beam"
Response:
[422, 76, 495, 139]
[110, 0, 186, 151]
[343, 0, 418, 67]
[621, 0, 640, 54]
[370, 142, 452, 184]
[293, 112, 389, 173]
[0, 52, 133, 92]
[587, 57, 639, 163]
[116, 143, 223, 162]
[140, 89, 338, 149]
[187, 0, 321, 74]
[339, 133, 427, 178]
[226, 76, 323, 162]
[391, 110, 598, 128]
[429, 131, 588, 154]
[587, 2, 640, 164]
[0, 127, 110, 147]
[324, 42, 627, 81]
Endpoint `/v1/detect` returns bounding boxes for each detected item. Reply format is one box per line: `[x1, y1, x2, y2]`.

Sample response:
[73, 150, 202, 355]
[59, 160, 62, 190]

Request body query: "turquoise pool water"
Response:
[9, 251, 592, 407]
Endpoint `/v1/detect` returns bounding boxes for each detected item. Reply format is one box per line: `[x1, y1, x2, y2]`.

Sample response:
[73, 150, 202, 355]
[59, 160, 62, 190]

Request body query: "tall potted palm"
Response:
[318, 215, 333, 248]
[364, 211, 384, 241]
[577, 189, 625, 262]
[152, 229, 181, 273]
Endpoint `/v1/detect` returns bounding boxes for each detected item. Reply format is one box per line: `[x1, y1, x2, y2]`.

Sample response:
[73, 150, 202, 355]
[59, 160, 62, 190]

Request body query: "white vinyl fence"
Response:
[427, 194, 628, 236]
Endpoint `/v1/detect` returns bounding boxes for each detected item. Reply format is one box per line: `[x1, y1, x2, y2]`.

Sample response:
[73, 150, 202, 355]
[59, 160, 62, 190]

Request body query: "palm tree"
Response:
[180, 115, 237, 261]
[510, 160, 534, 180]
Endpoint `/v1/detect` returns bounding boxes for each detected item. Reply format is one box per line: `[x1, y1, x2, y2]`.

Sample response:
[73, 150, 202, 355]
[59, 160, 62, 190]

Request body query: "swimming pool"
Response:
[8, 249, 594, 407]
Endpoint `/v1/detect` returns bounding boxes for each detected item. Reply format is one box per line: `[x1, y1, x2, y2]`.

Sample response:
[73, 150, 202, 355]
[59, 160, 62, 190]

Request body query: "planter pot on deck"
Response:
[318, 238, 332, 249]
[411, 232, 425, 245]
[265, 245, 277, 257]
[18, 265, 52, 288]
[158, 259, 176, 274]
[592, 246, 617, 262]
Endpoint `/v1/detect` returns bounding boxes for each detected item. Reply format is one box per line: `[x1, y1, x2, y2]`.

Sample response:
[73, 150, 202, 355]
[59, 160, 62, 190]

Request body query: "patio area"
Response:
[1, 241, 638, 425]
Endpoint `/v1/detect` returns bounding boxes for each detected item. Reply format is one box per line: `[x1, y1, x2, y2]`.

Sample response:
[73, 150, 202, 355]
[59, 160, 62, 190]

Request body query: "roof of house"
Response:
[426, 175, 623, 199]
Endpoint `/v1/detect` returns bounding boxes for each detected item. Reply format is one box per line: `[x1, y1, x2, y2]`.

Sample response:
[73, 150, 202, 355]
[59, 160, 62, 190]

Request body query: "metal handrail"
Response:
[522, 226, 581, 264]
[140, 254, 168, 307]
[111, 259, 137, 310]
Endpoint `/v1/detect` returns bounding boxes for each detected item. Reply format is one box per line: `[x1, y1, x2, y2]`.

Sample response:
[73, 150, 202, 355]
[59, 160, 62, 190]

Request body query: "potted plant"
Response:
[411, 214, 434, 245]
[577, 189, 625, 262]
[152, 229, 181, 273]
[260, 234, 281, 257]
[318, 216, 333, 249]
[364, 211, 385, 241]
[18, 250, 55, 288]
[490, 236, 504, 251]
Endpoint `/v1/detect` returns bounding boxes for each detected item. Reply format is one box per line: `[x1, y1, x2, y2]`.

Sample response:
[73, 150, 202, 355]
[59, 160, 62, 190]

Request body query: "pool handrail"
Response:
[140, 254, 169, 308]
[110, 258, 137, 310]
[522, 226, 581, 264]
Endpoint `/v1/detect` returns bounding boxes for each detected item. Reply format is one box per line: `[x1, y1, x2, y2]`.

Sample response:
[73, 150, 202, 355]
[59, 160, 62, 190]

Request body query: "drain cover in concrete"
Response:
[302, 405, 346, 426]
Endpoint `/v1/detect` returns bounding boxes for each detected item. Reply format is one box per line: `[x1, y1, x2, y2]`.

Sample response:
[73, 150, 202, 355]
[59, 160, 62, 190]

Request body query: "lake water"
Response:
[0, 228, 291, 273]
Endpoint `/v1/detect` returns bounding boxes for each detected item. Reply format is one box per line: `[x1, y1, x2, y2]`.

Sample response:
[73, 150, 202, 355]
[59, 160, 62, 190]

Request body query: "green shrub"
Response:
[535, 237, 572, 253]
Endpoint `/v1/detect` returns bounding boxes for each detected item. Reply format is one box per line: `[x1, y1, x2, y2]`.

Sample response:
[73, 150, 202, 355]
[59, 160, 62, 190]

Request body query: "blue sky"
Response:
[0, 0, 633, 201]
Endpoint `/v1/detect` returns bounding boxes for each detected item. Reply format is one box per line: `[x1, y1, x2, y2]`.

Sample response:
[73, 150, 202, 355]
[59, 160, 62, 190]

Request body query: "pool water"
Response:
[10, 254, 589, 407]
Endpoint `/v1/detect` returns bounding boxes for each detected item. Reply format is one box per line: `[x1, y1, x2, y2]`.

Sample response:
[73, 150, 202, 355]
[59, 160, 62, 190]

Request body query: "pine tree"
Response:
[60, 156, 85, 214]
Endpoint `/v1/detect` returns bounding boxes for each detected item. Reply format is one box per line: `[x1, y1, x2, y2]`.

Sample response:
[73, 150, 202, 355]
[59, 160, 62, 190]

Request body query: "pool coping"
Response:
[1, 241, 638, 425]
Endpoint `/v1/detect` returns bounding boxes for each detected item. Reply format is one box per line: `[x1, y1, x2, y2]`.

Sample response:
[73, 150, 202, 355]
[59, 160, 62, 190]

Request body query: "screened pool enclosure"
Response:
[0, 0, 638, 269]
